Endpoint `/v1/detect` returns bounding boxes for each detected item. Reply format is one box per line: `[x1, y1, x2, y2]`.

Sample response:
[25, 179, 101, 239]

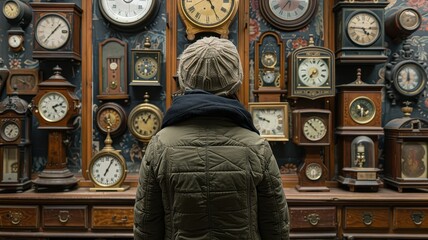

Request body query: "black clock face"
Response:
[349, 97, 376, 124]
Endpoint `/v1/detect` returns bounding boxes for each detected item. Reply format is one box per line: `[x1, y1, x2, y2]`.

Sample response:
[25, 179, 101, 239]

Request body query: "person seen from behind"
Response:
[134, 36, 290, 240]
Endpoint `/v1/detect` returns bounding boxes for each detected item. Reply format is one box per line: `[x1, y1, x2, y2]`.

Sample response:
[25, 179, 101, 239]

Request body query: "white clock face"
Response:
[399, 9, 420, 31]
[305, 163, 322, 181]
[396, 64, 424, 95]
[268, 0, 310, 21]
[8, 35, 23, 48]
[2, 122, 20, 142]
[35, 14, 71, 50]
[303, 117, 327, 141]
[262, 70, 277, 84]
[298, 58, 329, 87]
[252, 108, 284, 136]
[99, 0, 156, 26]
[91, 154, 125, 187]
[346, 12, 380, 46]
[38, 92, 69, 122]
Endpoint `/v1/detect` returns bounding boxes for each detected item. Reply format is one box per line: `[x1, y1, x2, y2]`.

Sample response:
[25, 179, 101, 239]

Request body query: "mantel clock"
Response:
[293, 109, 331, 192]
[98, 38, 129, 102]
[288, 34, 335, 100]
[333, 0, 388, 64]
[131, 37, 162, 87]
[253, 31, 286, 102]
[336, 69, 383, 191]
[30, 2, 82, 62]
[177, 0, 239, 40]
[30, 66, 81, 192]
[0, 91, 32, 193]
[383, 104, 428, 192]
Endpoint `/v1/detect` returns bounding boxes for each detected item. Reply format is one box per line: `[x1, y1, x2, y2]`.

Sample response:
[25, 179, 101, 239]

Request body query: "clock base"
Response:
[33, 169, 79, 192]
[338, 168, 382, 192]
[89, 185, 130, 192]
[0, 180, 32, 193]
[295, 185, 329, 192]
[383, 177, 428, 193]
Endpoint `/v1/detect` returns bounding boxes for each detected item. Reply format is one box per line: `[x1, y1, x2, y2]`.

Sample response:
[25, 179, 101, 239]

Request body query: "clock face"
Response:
[303, 117, 327, 141]
[346, 12, 380, 46]
[1, 122, 20, 142]
[180, 0, 237, 27]
[35, 14, 71, 50]
[394, 63, 427, 97]
[99, 0, 158, 28]
[128, 104, 163, 142]
[260, 70, 280, 87]
[90, 153, 126, 187]
[10, 74, 36, 91]
[399, 9, 420, 31]
[135, 56, 159, 80]
[268, 0, 310, 21]
[349, 97, 376, 124]
[38, 92, 69, 122]
[8, 34, 23, 49]
[252, 108, 285, 136]
[305, 163, 322, 181]
[96, 102, 126, 136]
[3, 0, 20, 20]
[261, 52, 277, 68]
[298, 57, 329, 87]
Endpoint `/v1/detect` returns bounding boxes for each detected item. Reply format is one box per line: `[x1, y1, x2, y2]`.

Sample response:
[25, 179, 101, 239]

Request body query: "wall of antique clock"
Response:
[1, 0, 428, 185]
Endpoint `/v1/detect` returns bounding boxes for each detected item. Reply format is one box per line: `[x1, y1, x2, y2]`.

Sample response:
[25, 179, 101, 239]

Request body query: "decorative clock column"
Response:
[31, 66, 81, 192]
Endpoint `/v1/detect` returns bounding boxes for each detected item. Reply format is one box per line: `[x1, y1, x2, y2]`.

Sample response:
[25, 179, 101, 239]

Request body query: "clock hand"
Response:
[283, 0, 292, 10]
[17, 78, 30, 86]
[206, 0, 220, 20]
[307, 122, 318, 133]
[44, 23, 62, 43]
[104, 158, 114, 176]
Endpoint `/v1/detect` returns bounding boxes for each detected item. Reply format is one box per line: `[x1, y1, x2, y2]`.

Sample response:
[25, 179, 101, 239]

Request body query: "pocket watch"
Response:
[349, 97, 376, 124]
[98, 0, 160, 31]
[6, 68, 39, 95]
[346, 11, 381, 46]
[96, 102, 127, 137]
[305, 163, 322, 181]
[259, 0, 318, 31]
[248, 102, 289, 141]
[1, 121, 20, 142]
[303, 116, 327, 142]
[35, 14, 70, 50]
[2, 0, 32, 27]
[393, 62, 427, 97]
[298, 57, 329, 87]
[38, 91, 70, 123]
[128, 96, 163, 142]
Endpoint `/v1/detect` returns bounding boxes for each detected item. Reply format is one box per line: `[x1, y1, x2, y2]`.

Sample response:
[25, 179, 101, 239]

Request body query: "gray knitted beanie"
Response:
[178, 37, 243, 96]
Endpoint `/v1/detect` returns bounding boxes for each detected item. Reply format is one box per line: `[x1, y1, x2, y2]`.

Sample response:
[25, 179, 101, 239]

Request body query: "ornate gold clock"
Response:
[293, 109, 331, 192]
[130, 37, 162, 86]
[98, 38, 129, 102]
[30, 2, 82, 62]
[177, 0, 239, 40]
[6, 68, 40, 95]
[334, 0, 388, 64]
[288, 34, 335, 100]
[128, 93, 163, 143]
[30, 66, 81, 192]
[336, 69, 383, 192]
[259, 0, 318, 31]
[385, 7, 422, 43]
[253, 31, 286, 102]
[96, 102, 127, 138]
[89, 125, 129, 192]
[0, 91, 32, 193]
[248, 102, 289, 141]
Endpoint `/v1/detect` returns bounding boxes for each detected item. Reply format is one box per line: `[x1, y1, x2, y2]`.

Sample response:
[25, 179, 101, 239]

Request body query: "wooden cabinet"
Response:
[42, 206, 88, 229]
[91, 206, 134, 229]
[0, 206, 39, 229]
[393, 207, 428, 231]
[344, 207, 390, 231]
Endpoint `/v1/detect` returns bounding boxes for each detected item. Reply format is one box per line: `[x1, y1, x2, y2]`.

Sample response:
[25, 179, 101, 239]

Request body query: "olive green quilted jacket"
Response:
[134, 92, 289, 240]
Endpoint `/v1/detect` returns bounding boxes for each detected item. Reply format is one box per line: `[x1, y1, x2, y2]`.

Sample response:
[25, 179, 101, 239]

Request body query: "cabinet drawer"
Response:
[91, 206, 134, 229]
[290, 207, 336, 231]
[393, 207, 428, 230]
[344, 207, 389, 230]
[0, 206, 39, 229]
[42, 206, 88, 229]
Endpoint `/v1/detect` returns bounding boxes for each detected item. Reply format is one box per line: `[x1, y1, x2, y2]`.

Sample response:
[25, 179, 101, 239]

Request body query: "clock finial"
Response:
[401, 101, 413, 117]
[144, 37, 152, 49]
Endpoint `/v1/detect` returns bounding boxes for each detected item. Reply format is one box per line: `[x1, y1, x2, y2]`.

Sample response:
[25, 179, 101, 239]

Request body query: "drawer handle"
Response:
[58, 210, 70, 223]
[411, 212, 424, 225]
[7, 211, 23, 225]
[362, 212, 373, 226]
[304, 213, 320, 226]
[112, 215, 128, 223]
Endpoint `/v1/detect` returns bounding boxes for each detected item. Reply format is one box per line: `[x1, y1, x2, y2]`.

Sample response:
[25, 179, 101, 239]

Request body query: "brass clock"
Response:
[288, 34, 335, 100]
[130, 38, 162, 86]
[96, 102, 127, 138]
[2, 0, 32, 28]
[98, 0, 160, 31]
[248, 102, 289, 142]
[386, 7, 422, 42]
[31, 2, 82, 61]
[349, 97, 376, 125]
[128, 94, 163, 143]
[177, 0, 239, 40]
[259, 0, 318, 31]
[6, 68, 40, 95]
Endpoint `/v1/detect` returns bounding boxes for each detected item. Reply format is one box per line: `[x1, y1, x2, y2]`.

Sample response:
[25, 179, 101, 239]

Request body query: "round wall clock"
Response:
[128, 102, 163, 142]
[259, 0, 318, 31]
[1, 121, 20, 142]
[35, 14, 71, 50]
[8, 33, 24, 52]
[346, 11, 381, 46]
[393, 61, 427, 97]
[2, 0, 32, 27]
[385, 7, 421, 41]
[38, 91, 70, 123]
[349, 96, 376, 125]
[98, 0, 160, 31]
[96, 102, 127, 137]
